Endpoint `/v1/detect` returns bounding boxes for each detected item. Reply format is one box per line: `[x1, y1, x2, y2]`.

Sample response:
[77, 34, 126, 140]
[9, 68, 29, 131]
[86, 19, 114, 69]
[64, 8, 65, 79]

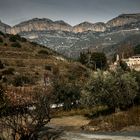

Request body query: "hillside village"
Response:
[110, 54, 140, 71]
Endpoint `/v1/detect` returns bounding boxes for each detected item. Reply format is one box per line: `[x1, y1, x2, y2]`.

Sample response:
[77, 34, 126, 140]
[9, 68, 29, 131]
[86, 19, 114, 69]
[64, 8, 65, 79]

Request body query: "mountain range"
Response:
[1, 13, 140, 58]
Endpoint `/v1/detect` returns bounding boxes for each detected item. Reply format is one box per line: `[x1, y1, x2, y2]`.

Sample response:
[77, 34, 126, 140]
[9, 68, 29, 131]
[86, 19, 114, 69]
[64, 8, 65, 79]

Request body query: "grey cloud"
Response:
[0, 0, 140, 26]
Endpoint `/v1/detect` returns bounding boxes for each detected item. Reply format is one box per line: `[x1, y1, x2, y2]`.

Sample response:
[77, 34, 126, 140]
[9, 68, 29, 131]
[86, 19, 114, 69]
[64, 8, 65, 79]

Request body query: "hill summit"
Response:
[0, 13, 140, 58]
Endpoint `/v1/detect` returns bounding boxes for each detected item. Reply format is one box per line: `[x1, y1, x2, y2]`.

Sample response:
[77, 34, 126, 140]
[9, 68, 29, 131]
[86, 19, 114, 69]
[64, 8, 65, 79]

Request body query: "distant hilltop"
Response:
[1, 13, 140, 58]
[1, 13, 140, 34]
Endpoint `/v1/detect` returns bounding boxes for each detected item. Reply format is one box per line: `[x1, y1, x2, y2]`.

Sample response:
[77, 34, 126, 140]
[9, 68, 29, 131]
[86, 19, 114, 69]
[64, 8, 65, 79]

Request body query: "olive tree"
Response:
[53, 80, 81, 111]
[81, 70, 138, 110]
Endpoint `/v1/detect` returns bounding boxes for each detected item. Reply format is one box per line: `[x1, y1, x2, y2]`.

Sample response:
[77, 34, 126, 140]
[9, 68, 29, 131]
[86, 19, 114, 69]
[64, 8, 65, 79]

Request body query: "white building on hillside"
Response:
[122, 55, 140, 71]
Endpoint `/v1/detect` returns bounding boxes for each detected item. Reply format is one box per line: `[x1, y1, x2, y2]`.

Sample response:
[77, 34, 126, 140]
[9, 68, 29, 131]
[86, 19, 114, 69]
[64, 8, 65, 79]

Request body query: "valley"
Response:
[1, 13, 140, 58]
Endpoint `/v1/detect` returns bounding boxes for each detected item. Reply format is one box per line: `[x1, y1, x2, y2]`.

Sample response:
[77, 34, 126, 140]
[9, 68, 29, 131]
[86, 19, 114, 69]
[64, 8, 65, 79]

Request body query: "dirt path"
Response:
[48, 115, 140, 140]
[49, 115, 90, 131]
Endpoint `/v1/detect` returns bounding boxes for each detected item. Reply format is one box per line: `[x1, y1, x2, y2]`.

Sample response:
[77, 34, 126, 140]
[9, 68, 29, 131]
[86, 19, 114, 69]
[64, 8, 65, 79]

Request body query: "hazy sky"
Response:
[0, 0, 140, 26]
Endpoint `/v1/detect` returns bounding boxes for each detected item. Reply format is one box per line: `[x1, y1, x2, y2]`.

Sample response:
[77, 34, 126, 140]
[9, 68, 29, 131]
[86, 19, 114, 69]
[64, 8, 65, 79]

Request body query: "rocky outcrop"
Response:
[0, 20, 11, 33]
[1, 13, 140, 59]
[1, 13, 140, 35]
[107, 13, 140, 28]
[9, 18, 72, 34]
[6, 19, 106, 34]
[73, 22, 106, 33]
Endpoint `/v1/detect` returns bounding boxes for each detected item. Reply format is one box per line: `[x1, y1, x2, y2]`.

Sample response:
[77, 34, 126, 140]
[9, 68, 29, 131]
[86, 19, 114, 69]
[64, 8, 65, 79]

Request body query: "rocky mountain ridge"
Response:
[1, 13, 140, 58]
[73, 22, 106, 33]
[8, 18, 73, 34]
[1, 13, 140, 34]
[0, 20, 11, 33]
[106, 13, 140, 28]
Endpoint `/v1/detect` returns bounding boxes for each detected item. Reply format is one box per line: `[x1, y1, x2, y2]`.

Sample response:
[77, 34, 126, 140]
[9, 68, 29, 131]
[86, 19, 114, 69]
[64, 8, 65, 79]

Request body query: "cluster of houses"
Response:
[122, 55, 140, 71]
[110, 54, 140, 71]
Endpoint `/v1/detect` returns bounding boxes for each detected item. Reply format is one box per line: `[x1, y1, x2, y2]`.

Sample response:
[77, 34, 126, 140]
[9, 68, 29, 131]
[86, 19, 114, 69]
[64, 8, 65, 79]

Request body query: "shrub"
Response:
[20, 37, 27, 42]
[31, 42, 38, 46]
[2, 68, 15, 75]
[79, 51, 107, 70]
[13, 75, 35, 86]
[38, 50, 49, 55]
[9, 35, 17, 42]
[0, 37, 3, 43]
[4, 43, 8, 46]
[53, 80, 81, 111]
[131, 71, 140, 105]
[134, 44, 140, 54]
[0, 85, 8, 116]
[45, 65, 52, 71]
[88, 106, 140, 131]
[9, 34, 22, 42]
[81, 70, 138, 110]
[11, 42, 21, 48]
[85, 107, 114, 119]
[120, 61, 130, 71]
[0, 31, 4, 36]
[0, 60, 4, 69]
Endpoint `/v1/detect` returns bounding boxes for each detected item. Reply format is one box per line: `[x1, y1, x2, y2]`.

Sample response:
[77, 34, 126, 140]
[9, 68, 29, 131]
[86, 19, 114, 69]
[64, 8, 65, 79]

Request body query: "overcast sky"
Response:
[0, 0, 140, 26]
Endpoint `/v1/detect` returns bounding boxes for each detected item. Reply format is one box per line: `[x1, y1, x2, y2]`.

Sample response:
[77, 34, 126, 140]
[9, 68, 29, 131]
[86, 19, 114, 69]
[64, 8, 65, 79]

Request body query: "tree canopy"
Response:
[134, 44, 140, 55]
[80, 69, 138, 110]
[79, 51, 107, 70]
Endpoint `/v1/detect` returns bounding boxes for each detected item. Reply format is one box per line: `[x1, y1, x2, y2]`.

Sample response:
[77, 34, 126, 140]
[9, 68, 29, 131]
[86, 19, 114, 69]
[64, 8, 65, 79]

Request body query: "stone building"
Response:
[122, 55, 140, 71]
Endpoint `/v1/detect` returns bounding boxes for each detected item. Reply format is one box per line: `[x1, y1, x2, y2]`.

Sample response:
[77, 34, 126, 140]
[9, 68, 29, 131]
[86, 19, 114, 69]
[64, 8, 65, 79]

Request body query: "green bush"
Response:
[9, 35, 17, 42]
[9, 34, 22, 42]
[0, 31, 4, 36]
[131, 71, 140, 105]
[53, 80, 81, 111]
[11, 42, 21, 48]
[120, 61, 130, 71]
[134, 44, 140, 54]
[79, 51, 107, 70]
[81, 70, 138, 110]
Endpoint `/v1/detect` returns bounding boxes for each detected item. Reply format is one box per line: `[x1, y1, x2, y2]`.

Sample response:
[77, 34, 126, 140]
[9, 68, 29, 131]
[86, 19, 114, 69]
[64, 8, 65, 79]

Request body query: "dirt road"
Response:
[49, 115, 140, 140]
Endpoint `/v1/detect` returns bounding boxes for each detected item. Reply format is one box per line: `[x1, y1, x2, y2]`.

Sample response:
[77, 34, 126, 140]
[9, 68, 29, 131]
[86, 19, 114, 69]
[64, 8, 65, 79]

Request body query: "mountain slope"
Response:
[9, 18, 73, 34]
[0, 20, 11, 33]
[107, 13, 140, 28]
[0, 33, 88, 88]
[0, 13, 140, 58]
[73, 22, 106, 33]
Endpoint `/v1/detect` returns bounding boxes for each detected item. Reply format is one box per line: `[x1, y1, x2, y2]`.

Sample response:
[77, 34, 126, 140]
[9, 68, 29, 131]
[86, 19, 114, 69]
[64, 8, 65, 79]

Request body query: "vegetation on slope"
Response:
[0, 31, 140, 139]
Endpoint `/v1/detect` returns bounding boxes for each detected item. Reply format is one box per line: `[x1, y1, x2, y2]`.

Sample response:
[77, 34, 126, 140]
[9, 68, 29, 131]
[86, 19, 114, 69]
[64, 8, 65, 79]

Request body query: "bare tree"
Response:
[0, 87, 52, 140]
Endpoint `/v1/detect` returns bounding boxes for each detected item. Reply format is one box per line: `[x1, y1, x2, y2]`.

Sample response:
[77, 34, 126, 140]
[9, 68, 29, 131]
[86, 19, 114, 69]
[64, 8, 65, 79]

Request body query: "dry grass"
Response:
[53, 106, 107, 118]
[53, 108, 91, 117]
[0, 33, 85, 88]
[88, 106, 140, 131]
